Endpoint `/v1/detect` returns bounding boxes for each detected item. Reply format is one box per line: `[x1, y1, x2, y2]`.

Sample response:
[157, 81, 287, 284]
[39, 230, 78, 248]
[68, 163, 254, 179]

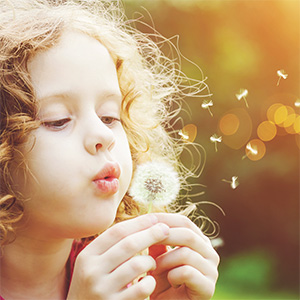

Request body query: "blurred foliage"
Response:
[123, 0, 299, 298]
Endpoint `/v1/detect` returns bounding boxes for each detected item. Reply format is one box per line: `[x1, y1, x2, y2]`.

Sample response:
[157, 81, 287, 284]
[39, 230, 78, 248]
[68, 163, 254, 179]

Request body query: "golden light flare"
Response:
[295, 134, 300, 149]
[257, 121, 277, 142]
[294, 115, 300, 134]
[274, 105, 288, 125]
[219, 113, 240, 135]
[178, 124, 197, 143]
[267, 103, 282, 123]
[218, 108, 252, 150]
[245, 139, 266, 161]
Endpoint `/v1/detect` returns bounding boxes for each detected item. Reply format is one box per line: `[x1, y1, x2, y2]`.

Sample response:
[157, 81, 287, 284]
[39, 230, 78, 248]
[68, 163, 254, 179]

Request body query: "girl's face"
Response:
[13, 31, 133, 239]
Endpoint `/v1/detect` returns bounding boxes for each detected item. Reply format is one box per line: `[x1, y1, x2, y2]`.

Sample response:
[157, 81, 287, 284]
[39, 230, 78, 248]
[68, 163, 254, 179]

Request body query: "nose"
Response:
[83, 114, 115, 155]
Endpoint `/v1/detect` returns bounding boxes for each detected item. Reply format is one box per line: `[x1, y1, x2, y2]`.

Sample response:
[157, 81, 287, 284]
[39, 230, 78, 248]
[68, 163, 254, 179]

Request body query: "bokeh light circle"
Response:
[219, 113, 240, 135]
[257, 121, 277, 141]
[294, 115, 300, 134]
[218, 108, 252, 150]
[245, 139, 266, 161]
[267, 103, 282, 123]
[274, 105, 288, 125]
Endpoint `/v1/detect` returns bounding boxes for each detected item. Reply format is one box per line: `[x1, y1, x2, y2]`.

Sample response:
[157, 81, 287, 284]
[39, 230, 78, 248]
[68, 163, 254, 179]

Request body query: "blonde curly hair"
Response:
[0, 0, 208, 247]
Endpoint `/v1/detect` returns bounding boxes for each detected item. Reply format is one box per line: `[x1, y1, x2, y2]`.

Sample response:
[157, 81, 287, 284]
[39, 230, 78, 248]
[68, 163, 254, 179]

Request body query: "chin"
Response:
[74, 216, 116, 239]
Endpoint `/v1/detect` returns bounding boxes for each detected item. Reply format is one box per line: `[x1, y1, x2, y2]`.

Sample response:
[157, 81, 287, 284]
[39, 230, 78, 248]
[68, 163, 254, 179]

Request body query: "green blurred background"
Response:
[123, 0, 299, 299]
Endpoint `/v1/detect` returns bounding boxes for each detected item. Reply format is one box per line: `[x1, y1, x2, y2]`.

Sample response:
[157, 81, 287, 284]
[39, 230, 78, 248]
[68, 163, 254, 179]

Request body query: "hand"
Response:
[149, 213, 220, 300]
[66, 214, 170, 300]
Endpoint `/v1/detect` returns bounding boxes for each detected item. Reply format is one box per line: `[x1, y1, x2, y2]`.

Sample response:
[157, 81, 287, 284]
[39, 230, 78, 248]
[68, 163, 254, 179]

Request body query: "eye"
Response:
[42, 118, 71, 130]
[100, 116, 120, 126]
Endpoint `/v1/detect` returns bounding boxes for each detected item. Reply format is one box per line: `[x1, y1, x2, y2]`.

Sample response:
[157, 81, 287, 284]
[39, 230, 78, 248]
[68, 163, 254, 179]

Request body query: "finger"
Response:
[154, 213, 212, 247]
[83, 214, 158, 255]
[118, 275, 156, 300]
[101, 223, 169, 273]
[151, 246, 218, 296]
[109, 255, 156, 291]
[167, 265, 216, 299]
[153, 246, 212, 276]
[161, 227, 219, 261]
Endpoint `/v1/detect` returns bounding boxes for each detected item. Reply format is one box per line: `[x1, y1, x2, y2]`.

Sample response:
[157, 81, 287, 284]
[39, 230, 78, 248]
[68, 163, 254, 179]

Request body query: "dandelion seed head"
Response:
[144, 178, 165, 194]
[129, 161, 180, 206]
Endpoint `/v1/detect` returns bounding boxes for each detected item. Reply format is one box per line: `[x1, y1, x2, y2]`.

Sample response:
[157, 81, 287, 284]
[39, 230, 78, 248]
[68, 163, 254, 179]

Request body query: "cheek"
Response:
[114, 131, 133, 190]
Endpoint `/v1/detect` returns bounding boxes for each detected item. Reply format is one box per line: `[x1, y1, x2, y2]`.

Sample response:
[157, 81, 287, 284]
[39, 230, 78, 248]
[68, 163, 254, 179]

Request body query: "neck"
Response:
[0, 235, 74, 300]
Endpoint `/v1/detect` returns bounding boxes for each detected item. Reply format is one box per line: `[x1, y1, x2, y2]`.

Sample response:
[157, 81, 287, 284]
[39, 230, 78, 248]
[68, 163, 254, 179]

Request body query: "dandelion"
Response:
[210, 134, 222, 152]
[222, 176, 239, 189]
[276, 69, 288, 86]
[236, 88, 249, 108]
[129, 161, 180, 213]
[201, 100, 214, 117]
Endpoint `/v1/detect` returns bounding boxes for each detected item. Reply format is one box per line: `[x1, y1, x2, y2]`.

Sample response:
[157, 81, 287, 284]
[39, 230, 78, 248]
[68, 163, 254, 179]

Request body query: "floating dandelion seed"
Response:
[242, 141, 259, 160]
[276, 69, 288, 86]
[178, 124, 197, 143]
[295, 99, 300, 108]
[210, 134, 222, 152]
[129, 161, 180, 213]
[178, 129, 189, 140]
[211, 237, 225, 249]
[236, 89, 249, 108]
[246, 142, 258, 155]
[201, 100, 214, 117]
[222, 176, 239, 189]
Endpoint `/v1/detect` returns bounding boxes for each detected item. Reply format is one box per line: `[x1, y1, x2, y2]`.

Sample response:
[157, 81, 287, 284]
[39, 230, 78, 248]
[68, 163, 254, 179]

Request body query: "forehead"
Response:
[28, 30, 120, 100]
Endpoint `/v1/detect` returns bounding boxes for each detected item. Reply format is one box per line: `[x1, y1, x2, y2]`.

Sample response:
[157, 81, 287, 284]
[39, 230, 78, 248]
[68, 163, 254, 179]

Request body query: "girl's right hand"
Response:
[66, 214, 169, 300]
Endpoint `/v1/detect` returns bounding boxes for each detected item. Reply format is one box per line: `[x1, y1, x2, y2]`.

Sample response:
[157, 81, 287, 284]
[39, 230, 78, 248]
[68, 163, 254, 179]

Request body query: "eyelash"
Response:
[42, 118, 71, 130]
[42, 116, 120, 130]
[100, 116, 121, 126]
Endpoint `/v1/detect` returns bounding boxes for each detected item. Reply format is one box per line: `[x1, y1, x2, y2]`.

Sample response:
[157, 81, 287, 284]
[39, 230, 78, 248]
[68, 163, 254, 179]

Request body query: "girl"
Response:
[0, 1, 219, 299]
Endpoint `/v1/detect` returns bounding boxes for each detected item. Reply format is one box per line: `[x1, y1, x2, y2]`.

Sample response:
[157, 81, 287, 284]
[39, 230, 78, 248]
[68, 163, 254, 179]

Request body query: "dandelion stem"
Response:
[277, 77, 281, 86]
[147, 200, 153, 214]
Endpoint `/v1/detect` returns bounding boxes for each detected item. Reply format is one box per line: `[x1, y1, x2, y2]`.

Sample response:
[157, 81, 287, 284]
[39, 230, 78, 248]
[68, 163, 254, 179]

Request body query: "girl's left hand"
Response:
[149, 213, 220, 300]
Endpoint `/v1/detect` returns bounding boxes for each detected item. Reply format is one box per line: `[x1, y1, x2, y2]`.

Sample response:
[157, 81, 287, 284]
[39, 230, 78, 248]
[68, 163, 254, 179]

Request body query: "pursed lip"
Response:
[93, 162, 121, 195]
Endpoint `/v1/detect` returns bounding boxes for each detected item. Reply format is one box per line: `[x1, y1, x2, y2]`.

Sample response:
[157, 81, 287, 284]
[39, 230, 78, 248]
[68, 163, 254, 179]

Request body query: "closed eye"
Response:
[42, 118, 71, 130]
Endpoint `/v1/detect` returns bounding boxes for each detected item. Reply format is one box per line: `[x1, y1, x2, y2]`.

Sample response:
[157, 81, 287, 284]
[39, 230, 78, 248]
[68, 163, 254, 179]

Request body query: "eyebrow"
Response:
[38, 92, 122, 103]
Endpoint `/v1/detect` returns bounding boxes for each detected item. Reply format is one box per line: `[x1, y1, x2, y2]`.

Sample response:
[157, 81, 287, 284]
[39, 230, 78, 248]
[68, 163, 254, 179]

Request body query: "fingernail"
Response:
[158, 223, 169, 235]
[149, 214, 158, 225]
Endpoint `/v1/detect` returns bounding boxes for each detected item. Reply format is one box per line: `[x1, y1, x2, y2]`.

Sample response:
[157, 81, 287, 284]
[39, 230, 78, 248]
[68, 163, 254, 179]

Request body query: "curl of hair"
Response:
[0, 0, 210, 246]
